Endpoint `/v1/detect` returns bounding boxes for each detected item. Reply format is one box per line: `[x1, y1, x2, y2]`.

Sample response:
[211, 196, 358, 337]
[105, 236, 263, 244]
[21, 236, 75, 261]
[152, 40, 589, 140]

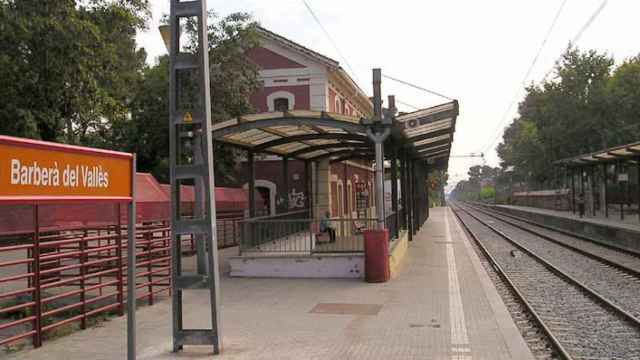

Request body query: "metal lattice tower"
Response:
[168, 0, 221, 353]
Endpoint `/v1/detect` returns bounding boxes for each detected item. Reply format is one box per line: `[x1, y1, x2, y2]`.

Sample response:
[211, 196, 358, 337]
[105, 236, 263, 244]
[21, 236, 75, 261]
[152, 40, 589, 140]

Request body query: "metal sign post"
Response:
[168, 0, 222, 354]
[127, 155, 137, 360]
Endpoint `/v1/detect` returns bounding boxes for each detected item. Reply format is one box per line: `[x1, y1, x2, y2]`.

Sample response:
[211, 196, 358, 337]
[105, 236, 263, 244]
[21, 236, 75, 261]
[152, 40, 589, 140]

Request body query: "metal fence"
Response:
[238, 209, 405, 256]
[385, 211, 398, 241]
[0, 219, 174, 349]
[239, 214, 383, 255]
[0, 206, 405, 349]
[0, 210, 242, 350]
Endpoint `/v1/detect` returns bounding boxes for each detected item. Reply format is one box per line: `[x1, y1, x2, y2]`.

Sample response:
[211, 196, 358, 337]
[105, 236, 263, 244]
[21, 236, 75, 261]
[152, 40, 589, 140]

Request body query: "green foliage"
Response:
[497, 46, 640, 189]
[0, 0, 149, 144]
[479, 186, 496, 200]
[427, 170, 447, 207]
[0, 3, 261, 184]
[450, 165, 501, 201]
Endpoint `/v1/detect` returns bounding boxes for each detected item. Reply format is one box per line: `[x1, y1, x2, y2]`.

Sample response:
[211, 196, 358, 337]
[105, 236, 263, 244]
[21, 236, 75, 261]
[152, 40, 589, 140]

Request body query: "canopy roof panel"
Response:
[554, 141, 640, 166]
[397, 100, 459, 164]
[213, 110, 369, 161]
[212, 101, 458, 166]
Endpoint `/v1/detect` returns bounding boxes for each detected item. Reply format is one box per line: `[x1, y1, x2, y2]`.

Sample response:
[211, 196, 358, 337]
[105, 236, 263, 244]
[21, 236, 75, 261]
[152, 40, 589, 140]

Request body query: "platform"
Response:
[9, 207, 533, 360]
[492, 204, 640, 253]
[497, 204, 640, 231]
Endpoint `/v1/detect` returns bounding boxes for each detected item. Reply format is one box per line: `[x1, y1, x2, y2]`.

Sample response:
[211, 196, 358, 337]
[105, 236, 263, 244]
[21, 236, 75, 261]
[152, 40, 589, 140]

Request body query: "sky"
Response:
[137, 0, 640, 192]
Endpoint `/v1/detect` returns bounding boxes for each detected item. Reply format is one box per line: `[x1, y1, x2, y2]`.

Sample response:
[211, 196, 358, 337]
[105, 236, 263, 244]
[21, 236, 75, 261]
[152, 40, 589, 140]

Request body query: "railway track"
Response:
[450, 202, 640, 360]
[451, 207, 569, 360]
[460, 202, 640, 320]
[469, 202, 640, 260]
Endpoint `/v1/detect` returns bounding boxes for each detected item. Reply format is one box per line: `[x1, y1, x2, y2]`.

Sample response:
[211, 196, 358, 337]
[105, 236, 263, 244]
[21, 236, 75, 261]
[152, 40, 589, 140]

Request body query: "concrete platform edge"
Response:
[447, 207, 536, 360]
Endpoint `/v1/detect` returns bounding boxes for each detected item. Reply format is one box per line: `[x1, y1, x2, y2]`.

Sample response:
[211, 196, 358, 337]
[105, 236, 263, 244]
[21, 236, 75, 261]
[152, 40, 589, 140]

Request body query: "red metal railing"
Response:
[0, 209, 243, 349]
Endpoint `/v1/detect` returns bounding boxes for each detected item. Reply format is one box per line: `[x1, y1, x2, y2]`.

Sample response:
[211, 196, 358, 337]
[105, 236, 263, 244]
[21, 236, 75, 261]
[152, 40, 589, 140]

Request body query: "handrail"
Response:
[244, 209, 310, 222]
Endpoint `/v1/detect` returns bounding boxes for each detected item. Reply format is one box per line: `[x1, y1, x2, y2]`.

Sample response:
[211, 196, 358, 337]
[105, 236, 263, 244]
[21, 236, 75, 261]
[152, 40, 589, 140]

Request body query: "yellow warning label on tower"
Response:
[183, 112, 193, 124]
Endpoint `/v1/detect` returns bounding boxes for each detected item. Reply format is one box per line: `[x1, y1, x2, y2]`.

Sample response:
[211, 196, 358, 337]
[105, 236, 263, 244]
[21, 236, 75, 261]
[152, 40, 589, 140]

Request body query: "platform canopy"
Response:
[553, 141, 640, 166]
[211, 100, 458, 166]
[396, 100, 459, 167]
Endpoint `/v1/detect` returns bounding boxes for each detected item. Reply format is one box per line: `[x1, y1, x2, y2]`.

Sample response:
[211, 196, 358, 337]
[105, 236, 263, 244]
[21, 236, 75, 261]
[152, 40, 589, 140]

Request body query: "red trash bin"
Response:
[363, 229, 390, 283]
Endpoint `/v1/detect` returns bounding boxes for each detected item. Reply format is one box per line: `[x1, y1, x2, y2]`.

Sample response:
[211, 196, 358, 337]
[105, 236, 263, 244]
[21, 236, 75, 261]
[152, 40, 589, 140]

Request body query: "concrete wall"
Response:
[511, 190, 571, 211]
[389, 231, 409, 278]
[490, 205, 640, 253]
[228, 254, 364, 278]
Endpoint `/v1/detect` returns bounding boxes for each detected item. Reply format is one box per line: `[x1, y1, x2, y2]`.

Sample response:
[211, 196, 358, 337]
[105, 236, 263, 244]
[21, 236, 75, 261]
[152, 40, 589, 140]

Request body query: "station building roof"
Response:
[211, 100, 458, 167]
[553, 141, 640, 166]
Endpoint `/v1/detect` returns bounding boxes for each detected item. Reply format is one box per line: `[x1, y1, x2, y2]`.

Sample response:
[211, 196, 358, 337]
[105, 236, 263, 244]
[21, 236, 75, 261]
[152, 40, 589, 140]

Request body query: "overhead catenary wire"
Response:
[381, 73, 455, 101]
[541, 0, 609, 82]
[478, 0, 569, 154]
[480, 0, 609, 155]
[301, 0, 361, 85]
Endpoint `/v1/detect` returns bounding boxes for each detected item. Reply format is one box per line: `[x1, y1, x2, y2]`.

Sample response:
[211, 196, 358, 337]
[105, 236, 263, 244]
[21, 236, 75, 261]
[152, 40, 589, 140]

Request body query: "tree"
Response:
[449, 165, 500, 201]
[0, 0, 149, 144]
[495, 46, 640, 190]
[427, 170, 448, 207]
[607, 55, 640, 143]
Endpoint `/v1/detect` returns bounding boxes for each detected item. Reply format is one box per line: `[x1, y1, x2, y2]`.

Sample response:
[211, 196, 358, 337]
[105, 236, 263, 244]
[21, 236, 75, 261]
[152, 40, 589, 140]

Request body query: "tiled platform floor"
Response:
[10, 207, 533, 360]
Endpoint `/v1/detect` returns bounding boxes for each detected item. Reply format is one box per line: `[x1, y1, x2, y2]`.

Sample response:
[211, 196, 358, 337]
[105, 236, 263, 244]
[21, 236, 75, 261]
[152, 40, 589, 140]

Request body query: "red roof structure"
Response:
[0, 173, 263, 236]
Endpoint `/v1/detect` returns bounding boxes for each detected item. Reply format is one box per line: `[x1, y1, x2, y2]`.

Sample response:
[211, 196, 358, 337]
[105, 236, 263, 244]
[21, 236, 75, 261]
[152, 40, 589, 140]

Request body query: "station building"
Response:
[238, 26, 377, 220]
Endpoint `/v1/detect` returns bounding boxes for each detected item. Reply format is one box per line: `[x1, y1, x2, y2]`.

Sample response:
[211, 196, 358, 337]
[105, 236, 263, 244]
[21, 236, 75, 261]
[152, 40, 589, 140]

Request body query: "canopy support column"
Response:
[343, 162, 349, 218]
[391, 142, 399, 239]
[603, 163, 609, 218]
[365, 69, 391, 230]
[282, 156, 289, 212]
[400, 148, 408, 233]
[305, 160, 312, 218]
[408, 157, 414, 240]
[425, 165, 430, 219]
[571, 167, 576, 214]
[411, 160, 417, 235]
[616, 161, 624, 220]
[248, 151, 256, 218]
[374, 139, 386, 229]
[413, 160, 424, 234]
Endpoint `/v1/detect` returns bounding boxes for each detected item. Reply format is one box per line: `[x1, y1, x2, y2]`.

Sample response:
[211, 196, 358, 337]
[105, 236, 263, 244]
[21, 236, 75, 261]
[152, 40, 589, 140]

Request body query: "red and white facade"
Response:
[242, 27, 375, 219]
[246, 27, 373, 119]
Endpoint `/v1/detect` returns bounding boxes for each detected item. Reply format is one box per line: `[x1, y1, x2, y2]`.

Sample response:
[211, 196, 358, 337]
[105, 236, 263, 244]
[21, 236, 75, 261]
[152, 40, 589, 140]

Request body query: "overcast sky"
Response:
[137, 0, 639, 191]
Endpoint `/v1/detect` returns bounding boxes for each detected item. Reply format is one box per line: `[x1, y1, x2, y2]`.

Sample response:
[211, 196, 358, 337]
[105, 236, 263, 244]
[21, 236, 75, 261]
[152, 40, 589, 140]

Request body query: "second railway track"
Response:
[459, 202, 640, 320]
[451, 202, 640, 360]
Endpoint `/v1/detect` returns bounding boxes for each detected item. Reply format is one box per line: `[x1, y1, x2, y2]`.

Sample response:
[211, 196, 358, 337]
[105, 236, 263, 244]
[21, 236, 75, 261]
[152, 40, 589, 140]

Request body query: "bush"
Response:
[479, 186, 496, 201]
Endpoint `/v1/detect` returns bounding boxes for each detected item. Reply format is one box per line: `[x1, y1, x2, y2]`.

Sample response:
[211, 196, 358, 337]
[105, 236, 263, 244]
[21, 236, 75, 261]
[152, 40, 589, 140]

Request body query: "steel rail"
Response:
[454, 203, 640, 328]
[449, 205, 573, 360]
[462, 202, 640, 278]
[472, 202, 640, 257]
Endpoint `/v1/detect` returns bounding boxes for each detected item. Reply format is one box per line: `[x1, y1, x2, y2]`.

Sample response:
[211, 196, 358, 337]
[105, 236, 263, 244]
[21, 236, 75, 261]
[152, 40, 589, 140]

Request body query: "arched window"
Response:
[335, 97, 341, 113]
[273, 98, 289, 112]
[267, 91, 295, 112]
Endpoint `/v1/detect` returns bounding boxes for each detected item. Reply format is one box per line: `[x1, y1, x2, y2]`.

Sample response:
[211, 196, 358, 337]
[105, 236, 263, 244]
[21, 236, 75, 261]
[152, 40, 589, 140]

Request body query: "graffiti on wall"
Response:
[288, 189, 306, 209]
